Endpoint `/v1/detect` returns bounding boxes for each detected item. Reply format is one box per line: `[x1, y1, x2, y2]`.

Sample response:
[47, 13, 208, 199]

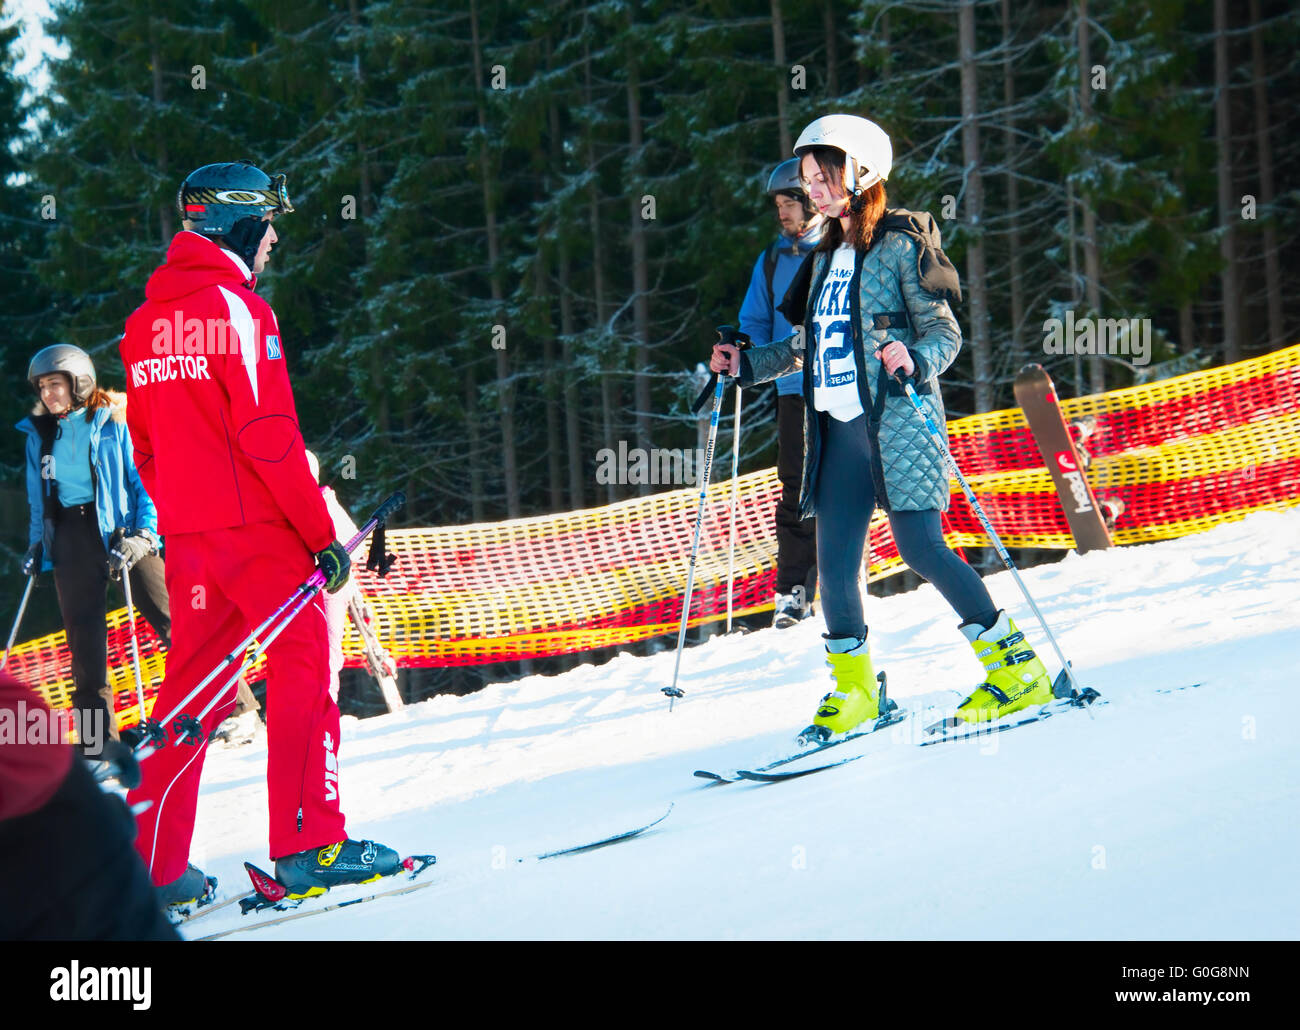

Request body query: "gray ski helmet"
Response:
[29, 344, 96, 405]
[766, 158, 805, 196]
[177, 160, 293, 239]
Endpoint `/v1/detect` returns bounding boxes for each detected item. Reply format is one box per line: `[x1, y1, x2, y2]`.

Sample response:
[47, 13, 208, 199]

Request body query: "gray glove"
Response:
[108, 529, 158, 579]
[21, 541, 42, 577]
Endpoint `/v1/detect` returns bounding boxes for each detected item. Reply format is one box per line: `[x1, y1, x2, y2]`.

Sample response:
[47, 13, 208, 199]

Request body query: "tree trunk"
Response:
[959, 0, 993, 411]
[1249, 0, 1282, 350]
[471, 0, 520, 517]
[1077, 0, 1104, 393]
[585, 33, 617, 505]
[1066, 179, 1082, 396]
[1179, 302, 1196, 355]
[625, 22, 652, 482]
[465, 367, 484, 523]
[1214, 0, 1240, 362]
[551, 96, 585, 510]
[771, 0, 791, 157]
[824, 0, 838, 97]
[347, 0, 371, 220]
[1001, 0, 1024, 361]
[149, 33, 172, 245]
[539, 254, 564, 512]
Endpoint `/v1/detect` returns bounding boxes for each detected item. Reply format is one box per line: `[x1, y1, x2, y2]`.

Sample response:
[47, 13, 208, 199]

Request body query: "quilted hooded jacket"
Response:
[738, 208, 963, 515]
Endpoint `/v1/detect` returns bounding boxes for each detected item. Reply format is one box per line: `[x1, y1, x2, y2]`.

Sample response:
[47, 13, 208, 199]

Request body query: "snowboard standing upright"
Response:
[1014, 364, 1112, 554]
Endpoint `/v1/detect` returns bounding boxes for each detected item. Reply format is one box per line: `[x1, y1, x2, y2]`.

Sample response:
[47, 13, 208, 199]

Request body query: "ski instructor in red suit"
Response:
[120, 161, 400, 913]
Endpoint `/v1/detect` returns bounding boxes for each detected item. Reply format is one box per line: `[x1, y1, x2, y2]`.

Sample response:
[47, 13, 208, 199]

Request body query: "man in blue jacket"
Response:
[737, 160, 824, 626]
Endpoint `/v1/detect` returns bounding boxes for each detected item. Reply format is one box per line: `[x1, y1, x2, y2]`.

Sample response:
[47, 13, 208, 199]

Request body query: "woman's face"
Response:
[800, 153, 848, 218]
[38, 373, 72, 415]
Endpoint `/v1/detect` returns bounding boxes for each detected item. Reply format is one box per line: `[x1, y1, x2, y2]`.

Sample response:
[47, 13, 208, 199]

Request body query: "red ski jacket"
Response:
[119, 232, 334, 553]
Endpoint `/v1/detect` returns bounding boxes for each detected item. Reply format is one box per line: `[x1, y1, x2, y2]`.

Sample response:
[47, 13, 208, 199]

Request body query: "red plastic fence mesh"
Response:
[12, 344, 1299, 723]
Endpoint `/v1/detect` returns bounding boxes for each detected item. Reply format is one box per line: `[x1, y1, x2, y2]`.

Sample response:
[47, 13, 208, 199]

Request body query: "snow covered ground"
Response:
[183, 508, 1300, 939]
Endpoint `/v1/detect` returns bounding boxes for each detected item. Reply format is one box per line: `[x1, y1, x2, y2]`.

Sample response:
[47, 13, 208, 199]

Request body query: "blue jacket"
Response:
[738, 223, 825, 396]
[16, 393, 159, 573]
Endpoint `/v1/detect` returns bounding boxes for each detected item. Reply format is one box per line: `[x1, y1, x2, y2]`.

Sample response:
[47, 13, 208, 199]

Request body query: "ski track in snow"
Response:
[184, 509, 1300, 940]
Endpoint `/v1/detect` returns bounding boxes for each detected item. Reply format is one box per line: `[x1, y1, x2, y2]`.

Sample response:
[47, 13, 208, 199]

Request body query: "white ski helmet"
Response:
[794, 114, 892, 194]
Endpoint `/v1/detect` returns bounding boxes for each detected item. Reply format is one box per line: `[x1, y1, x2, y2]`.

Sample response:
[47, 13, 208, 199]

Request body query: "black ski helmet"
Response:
[765, 158, 804, 197]
[178, 160, 293, 267]
[766, 157, 815, 220]
[28, 343, 96, 406]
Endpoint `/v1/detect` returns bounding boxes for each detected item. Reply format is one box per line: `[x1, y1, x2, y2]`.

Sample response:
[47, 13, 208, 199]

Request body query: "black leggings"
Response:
[51, 504, 170, 741]
[814, 414, 998, 639]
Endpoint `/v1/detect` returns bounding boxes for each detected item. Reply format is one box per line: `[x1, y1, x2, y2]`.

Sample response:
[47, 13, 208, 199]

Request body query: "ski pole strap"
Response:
[692, 327, 751, 413]
[306, 491, 407, 590]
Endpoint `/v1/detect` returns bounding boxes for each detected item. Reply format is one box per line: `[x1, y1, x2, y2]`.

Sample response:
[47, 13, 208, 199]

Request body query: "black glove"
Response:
[107, 529, 158, 579]
[21, 541, 42, 576]
[314, 540, 351, 594]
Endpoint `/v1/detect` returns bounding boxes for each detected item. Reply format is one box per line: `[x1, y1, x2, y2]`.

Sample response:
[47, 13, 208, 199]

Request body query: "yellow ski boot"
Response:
[954, 610, 1054, 724]
[799, 634, 880, 744]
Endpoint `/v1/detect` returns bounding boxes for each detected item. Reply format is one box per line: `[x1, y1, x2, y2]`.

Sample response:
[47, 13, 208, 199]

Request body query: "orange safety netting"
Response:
[10, 343, 1300, 723]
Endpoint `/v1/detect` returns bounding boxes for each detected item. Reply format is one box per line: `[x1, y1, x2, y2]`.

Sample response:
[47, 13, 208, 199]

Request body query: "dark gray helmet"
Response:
[766, 158, 805, 196]
[29, 344, 96, 405]
[177, 160, 293, 240]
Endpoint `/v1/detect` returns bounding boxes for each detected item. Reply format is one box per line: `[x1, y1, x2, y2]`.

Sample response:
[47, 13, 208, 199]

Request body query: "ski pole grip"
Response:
[368, 491, 406, 526]
[715, 325, 752, 352]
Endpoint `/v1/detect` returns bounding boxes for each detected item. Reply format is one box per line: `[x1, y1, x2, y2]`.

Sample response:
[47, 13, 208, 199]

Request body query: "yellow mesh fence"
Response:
[9, 344, 1298, 723]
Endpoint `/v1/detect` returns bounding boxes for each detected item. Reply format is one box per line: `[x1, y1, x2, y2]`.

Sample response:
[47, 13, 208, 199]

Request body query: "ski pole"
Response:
[1, 576, 35, 671]
[136, 491, 405, 757]
[115, 556, 150, 729]
[189, 573, 329, 728]
[664, 328, 742, 710]
[725, 381, 742, 633]
[888, 362, 1086, 699]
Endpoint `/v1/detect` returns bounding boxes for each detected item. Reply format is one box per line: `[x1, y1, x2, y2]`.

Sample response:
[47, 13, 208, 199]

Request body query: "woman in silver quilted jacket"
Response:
[711, 114, 1056, 741]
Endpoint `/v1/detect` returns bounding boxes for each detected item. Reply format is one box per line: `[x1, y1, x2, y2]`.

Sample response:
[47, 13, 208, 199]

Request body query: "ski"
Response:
[238, 853, 438, 916]
[170, 884, 254, 927]
[529, 803, 673, 861]
[694, 674, 903, 783]
[734, 752, 868, 782]
[1014, 364, 1113, 553]
[920, 688, 1103, 747]
[195, 866, 439, 941]
[694, 721, 887, 782]
[191, 809, 672, 938]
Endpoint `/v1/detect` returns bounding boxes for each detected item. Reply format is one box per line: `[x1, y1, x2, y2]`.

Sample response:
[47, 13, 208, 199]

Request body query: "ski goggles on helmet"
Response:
[180, 174, 293, 216]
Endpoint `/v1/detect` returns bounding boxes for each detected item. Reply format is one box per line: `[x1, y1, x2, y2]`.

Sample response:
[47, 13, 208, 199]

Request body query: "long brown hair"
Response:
[82, 387, 114, 418]
[805, 146, 887, 253]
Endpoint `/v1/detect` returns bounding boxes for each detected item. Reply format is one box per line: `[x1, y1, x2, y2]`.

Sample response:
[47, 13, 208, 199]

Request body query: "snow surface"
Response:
[183, 509, 1300, 940]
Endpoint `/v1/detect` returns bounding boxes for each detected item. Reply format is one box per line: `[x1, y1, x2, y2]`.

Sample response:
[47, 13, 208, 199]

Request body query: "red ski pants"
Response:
[128, 520, 346, 885]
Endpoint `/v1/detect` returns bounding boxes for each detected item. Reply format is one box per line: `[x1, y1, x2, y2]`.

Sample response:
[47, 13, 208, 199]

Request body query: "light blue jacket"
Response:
[16, 395, 159, 572]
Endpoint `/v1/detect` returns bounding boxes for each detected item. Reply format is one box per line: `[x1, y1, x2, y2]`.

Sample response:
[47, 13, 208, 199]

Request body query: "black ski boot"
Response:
[274, 839, 402, 898]
[157, 863, 217, 919]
